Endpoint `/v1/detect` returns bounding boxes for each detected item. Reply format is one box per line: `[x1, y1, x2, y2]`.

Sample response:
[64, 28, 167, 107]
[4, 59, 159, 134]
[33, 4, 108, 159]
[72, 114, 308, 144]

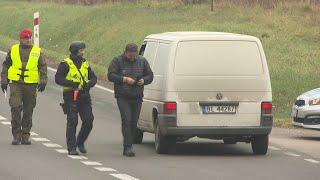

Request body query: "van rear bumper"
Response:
[160, 126, 272, 136]
[157, 114, 272, 136]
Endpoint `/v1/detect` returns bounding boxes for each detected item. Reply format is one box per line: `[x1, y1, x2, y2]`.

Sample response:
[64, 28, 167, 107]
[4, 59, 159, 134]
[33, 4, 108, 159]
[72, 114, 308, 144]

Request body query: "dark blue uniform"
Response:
[55, 54, 97, 153]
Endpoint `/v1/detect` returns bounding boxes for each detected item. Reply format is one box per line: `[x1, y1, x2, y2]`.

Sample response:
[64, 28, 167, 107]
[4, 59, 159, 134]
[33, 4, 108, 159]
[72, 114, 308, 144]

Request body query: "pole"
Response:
[211, 0, 214, 11]
[34, 12, 40, 46]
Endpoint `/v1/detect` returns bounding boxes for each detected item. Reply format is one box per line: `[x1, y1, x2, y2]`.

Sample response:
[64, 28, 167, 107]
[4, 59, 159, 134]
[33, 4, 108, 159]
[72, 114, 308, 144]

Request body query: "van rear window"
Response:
[174, 41, 264, 76]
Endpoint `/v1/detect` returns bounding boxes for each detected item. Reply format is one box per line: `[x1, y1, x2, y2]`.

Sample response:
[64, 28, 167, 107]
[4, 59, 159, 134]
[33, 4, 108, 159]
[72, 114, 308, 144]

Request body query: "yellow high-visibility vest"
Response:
[63, 57, 89, 90]
[8, 44, 41, 83]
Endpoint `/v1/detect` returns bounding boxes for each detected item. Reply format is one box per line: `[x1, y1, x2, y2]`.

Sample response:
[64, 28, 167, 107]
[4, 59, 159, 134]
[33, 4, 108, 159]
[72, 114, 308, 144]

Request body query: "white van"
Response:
[134, 32, 273, 155]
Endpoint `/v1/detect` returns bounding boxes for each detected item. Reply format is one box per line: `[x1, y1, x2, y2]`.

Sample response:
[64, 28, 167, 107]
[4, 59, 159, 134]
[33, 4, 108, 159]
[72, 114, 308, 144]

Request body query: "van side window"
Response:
[142, 41, 158, 67]
[153, 43, 170, 76]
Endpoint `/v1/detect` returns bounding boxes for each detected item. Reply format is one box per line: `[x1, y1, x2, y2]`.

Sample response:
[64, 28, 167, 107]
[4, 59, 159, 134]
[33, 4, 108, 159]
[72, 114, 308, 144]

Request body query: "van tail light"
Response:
[164, 102, 177, 114]
[160, 102, 177, 127]
[261, 102, 273, 126]
[261, 102, 272, 114]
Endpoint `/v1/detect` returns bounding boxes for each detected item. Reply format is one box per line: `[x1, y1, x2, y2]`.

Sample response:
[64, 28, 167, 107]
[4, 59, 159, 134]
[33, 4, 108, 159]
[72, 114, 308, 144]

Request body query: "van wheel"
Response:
[251, 135, 269, 155]
[133, 128, 144, 144]
[155, 123, 174, 154]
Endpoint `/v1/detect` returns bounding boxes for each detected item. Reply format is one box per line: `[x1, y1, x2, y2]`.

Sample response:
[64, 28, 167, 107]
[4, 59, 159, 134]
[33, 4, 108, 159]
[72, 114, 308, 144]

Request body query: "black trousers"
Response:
[64, 92, 94, 151]
[116, 97, 142, 148]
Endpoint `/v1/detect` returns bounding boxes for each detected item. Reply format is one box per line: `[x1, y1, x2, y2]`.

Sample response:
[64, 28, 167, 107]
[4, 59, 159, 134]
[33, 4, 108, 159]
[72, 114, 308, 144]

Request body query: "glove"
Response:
[37, 83, 46, 92]
[83, 81, 92, 92]
[70, 82, 80, 89]
[1, 84, 8, 93]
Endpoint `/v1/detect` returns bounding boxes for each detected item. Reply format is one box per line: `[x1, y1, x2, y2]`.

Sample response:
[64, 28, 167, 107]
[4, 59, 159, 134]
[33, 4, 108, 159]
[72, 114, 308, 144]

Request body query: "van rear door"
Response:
[172, 40, 271, 127]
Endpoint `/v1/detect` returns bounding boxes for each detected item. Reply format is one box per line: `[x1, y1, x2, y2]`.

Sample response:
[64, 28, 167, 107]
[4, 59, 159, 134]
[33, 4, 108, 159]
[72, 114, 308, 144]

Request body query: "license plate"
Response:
[202, 105, 237, 114]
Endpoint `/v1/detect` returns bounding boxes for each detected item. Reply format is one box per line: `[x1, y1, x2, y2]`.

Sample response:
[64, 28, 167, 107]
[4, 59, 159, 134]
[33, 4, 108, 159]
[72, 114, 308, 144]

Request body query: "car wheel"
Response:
[155, 122, 175, 154]
[133, 128, 144, 144]
[251, 135, 269, 155]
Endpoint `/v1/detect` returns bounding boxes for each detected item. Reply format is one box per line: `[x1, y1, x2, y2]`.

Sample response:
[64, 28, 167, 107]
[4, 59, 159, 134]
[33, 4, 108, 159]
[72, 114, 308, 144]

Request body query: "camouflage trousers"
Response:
[9, 82, 37, 140]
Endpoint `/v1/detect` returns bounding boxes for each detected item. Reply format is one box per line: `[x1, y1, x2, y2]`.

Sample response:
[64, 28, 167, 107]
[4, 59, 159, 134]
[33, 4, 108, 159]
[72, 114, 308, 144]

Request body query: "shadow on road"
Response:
[293, 136, 320, 141]
[139, 141, 259, 156]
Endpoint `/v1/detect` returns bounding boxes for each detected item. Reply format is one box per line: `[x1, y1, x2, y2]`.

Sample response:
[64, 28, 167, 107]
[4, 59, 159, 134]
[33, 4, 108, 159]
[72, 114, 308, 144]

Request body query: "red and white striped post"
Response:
[33, 12, 40, 46]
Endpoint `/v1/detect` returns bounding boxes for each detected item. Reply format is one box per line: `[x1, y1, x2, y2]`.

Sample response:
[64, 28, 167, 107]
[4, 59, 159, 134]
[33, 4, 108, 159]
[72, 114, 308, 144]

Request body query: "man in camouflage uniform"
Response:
[0, 28, 47, 145]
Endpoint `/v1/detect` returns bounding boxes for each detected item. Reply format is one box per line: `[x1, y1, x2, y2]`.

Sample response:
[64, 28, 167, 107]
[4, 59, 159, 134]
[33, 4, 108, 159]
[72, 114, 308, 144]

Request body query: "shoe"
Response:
[21, 138, 31, 145]
[123, 147, 135, 157]
[77, 144, 87, 154]
[68, 149, 79, 155]
[11, 138, 21, 145]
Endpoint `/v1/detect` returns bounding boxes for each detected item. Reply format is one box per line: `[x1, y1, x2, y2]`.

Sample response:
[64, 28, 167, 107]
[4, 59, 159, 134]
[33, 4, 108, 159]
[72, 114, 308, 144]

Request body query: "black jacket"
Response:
[107, 54, 153, 99]
[55, 54, 97, 93]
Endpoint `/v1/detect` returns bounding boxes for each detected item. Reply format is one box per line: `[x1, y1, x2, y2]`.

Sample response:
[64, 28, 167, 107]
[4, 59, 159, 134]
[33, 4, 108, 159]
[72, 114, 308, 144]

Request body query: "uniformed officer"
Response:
[55, 41, 97, 155]
[108, 43, 153, 157]
[0, 28, 47, 145]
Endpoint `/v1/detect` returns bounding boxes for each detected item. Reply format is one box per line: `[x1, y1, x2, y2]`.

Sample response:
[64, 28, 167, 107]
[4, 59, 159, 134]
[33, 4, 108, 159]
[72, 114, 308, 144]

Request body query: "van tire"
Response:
[155, 122, 174, 154]
[133, 128, 144, 144]
[251, 135, 269, 155]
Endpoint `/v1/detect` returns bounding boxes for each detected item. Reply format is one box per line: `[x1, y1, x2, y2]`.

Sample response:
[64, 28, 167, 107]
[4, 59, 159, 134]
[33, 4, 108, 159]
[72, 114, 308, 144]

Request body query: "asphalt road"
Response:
[0, 52, 319, 180]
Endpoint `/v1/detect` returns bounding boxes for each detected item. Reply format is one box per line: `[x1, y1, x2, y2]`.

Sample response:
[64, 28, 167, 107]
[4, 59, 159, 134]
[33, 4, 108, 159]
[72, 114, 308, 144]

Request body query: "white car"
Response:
[135, 32, 273, 155]
[292, 88, 320, 130]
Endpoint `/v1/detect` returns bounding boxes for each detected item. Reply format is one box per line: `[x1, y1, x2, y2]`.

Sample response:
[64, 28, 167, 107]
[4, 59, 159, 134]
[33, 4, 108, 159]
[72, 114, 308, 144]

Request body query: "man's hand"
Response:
[1, 84, 8, 93]
[83, 81, 91, 92]
[123, 77, 136, 85]
[37, 83, 46, 92]
[137, 78, 144, 86]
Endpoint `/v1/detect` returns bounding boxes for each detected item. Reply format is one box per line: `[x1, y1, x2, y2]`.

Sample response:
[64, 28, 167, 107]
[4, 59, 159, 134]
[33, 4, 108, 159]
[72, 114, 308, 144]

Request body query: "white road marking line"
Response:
[81, 161, 103, 166]
[55, 149, 68, 154]
[269, 146, 281, 151]
[47, 67, 57, 72]
[68, 155, 88, 160]
[94, 167, 117, 172]
[304, 159, 320, 164]
[31, 137, 50, 142]
[42, 143, 62, 148]
[1, 121, 11, 125]
[110, 173, 139, 180]
[30, 132, 39, 136]
[284, 152, 301, 157]
[95, 84, 114, 93]
[0, 115, 7, 120]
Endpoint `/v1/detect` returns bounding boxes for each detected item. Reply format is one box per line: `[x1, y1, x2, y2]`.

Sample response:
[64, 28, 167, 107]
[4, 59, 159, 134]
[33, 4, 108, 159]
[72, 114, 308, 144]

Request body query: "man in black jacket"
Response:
[108, 43, 153, 157]
[55, 41, 97, 155]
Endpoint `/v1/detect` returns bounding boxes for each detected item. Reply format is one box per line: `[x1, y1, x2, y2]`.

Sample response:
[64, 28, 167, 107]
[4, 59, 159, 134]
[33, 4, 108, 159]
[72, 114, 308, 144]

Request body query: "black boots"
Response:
[123, 147, 135, 157]
[12, 135, 31, 145]
[21, 137, 31, 145]
[68, 149, 79, 155]
[68, 144, 87, 155]
[78, 144, 87, 154]
[11, 137, 21, 145]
